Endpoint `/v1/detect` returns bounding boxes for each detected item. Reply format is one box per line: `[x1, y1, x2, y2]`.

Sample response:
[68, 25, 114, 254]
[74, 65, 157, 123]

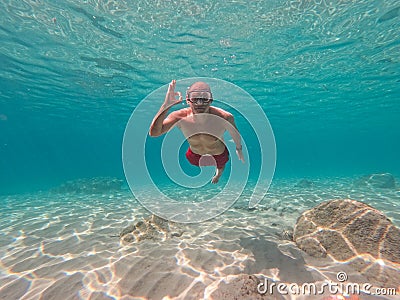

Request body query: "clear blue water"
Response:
[1, 0, 400, 195]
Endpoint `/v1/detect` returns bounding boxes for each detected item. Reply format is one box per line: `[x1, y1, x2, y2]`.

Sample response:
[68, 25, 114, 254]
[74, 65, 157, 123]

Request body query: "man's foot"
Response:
[211, 166, 224, 184]
[211, 174, 221, 184]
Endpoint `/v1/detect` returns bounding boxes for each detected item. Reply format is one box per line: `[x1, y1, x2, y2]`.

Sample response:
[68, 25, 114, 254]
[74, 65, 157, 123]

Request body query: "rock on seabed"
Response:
[354, 173, 396, 189]
[294, 199, 400, 288]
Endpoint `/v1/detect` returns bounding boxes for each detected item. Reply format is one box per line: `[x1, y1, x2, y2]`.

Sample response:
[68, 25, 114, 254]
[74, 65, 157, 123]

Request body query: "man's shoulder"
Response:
[210, 106, 232, 119]
[169, 107, 189, 119]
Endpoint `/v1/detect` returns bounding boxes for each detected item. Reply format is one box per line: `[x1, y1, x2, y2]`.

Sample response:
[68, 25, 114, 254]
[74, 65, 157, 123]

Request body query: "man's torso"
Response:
[177, 107, 229, 155]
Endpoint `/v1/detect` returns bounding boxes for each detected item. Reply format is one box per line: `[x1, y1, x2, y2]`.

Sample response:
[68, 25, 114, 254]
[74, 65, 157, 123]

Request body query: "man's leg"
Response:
[212, 165, 225, 184]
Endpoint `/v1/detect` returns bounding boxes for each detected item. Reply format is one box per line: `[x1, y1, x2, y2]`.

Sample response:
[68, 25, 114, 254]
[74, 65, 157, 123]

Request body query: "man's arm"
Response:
[226, 114, 245, 162]
[149, 80, 182, 137]
[149, 109, 182, 137]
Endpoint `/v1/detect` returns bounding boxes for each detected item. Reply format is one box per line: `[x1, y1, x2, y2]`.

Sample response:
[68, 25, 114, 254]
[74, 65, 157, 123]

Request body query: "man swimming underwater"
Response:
[149, 80, 244, 183]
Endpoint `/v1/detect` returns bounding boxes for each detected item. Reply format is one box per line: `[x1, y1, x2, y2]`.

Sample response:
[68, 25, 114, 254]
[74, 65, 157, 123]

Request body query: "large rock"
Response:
[354, 173, 396, 189]
[294, 199, 400, 288]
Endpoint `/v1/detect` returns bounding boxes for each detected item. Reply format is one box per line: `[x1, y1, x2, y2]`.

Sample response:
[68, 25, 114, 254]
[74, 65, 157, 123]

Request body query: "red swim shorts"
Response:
[186, 147, 229, 169]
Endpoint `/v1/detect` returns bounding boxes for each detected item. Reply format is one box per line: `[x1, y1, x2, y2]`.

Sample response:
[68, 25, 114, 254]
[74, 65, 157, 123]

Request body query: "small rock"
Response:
[50, 177, 125, 194]
[120, 215, 184, 244]
[295, 179, 314, 188]
[354, 173, 396, 189]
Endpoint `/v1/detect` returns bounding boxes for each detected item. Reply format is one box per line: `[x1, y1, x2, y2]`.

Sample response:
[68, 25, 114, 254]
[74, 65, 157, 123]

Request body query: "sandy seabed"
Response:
[1, 177, 399, 300]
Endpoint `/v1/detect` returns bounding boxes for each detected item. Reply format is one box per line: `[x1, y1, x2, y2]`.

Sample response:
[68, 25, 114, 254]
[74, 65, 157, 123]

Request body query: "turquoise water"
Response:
[0, 1, 399, 193]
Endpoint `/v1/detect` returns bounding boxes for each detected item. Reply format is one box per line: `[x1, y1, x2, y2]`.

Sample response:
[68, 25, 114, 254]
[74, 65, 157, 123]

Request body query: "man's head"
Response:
[186, 82, 213, 114]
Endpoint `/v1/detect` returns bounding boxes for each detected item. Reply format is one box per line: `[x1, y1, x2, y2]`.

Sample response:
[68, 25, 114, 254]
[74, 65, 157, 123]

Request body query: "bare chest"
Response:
[178, 114, 226, 139]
